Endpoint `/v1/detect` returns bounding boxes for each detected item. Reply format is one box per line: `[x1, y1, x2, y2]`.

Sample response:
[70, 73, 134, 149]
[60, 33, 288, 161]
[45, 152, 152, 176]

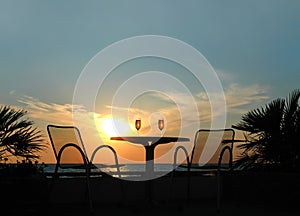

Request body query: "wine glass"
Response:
[135, 119, 141, 135]
[158, 119, 164, 135]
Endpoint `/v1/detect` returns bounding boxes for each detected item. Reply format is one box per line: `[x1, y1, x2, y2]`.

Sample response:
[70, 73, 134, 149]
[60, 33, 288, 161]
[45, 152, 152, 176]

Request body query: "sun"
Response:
[98, 117, 131, 138]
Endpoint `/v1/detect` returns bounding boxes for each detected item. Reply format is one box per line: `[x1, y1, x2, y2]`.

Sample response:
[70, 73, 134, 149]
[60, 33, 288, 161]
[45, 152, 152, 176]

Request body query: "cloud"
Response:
[117, 83, 270, 131]
[16, 82, 270, 134]
[214, 69, 237, 83]
[213, 69, 270, 114]
[225, 83, 270, 114]
[9, 90, 16, 95]
[17, 95, 86, 126]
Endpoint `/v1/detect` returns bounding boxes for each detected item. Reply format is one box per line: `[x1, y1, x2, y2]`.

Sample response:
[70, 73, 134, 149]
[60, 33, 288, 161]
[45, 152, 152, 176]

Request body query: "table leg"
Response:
[144, 145, 159, 206]
[144, 146, 154, 177]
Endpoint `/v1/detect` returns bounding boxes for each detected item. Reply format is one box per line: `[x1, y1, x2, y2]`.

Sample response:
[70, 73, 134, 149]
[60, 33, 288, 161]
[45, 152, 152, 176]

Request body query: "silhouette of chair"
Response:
[170, 128, 235, 212]
[47, 124, 122, 213]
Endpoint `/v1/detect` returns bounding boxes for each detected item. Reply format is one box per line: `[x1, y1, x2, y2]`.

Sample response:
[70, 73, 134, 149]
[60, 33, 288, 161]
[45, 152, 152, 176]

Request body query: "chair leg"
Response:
[120, 179, 126, 205]
[43, 166, 59, 215]
[217, 170, 221, 214]
[85, 171, 94, 215]
[167, 170, 175, 204]
[187, 171, 191, 203]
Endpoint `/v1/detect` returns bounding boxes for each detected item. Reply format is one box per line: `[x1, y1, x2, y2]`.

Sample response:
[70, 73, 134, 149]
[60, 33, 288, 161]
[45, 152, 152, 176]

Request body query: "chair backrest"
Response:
[191, 129, 235, 168]
[47, 125, 89, 165]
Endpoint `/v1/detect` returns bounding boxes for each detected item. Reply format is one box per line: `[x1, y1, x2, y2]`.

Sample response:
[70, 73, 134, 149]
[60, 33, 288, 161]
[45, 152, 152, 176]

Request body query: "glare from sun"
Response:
[98, 118, 131, 139]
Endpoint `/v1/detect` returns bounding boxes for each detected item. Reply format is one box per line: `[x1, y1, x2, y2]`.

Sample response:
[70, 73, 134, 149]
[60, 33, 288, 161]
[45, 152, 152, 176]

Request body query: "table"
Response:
[110, 136, 190, 177]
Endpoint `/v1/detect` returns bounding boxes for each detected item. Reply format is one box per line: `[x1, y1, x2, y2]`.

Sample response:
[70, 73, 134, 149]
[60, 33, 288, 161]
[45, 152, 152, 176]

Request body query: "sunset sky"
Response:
[1, 1, 300, 164]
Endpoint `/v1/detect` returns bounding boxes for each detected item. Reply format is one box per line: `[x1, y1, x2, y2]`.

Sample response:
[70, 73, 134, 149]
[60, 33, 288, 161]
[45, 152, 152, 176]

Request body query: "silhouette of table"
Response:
[110, 136, 190, 177]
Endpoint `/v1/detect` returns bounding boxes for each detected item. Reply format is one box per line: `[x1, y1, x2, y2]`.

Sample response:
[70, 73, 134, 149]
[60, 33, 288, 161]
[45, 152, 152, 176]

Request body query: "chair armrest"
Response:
[173, 145, 190, 171]
[54, 143, 89, 175]
[90, 145, 121, 178]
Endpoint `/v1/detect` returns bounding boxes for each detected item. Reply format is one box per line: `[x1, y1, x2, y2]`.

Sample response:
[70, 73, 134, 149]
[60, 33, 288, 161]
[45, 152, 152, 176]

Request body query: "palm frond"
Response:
[0, 105, 47, 160]
[284, 89, 300, 125]
[233, 98, 284, 134]
[232, 89, 300, 170]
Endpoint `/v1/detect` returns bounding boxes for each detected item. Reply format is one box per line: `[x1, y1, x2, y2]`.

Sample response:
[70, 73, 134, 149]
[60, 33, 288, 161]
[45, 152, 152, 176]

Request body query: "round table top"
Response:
[110, 136, 190, 146]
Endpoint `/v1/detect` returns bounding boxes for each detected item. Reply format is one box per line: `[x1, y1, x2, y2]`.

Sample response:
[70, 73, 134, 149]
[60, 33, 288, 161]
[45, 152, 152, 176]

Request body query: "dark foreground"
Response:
[1, 171, 300, 216]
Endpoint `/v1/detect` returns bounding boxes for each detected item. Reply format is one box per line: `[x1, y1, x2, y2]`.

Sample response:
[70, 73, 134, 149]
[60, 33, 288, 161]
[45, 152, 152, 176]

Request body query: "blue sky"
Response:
[1, 1, 300, 163]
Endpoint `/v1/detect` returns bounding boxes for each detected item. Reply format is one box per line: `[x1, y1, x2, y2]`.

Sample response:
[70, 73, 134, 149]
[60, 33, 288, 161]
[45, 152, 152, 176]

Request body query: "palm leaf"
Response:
[232, 89, 300, 170]
[0, 105, 47, 160]
[283, 89, 300, 127]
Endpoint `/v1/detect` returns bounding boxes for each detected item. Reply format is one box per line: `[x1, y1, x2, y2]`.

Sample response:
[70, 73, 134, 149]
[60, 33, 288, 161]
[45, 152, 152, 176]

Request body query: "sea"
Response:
[41, 163, 219, 175]
[42, 163, 179, 174]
